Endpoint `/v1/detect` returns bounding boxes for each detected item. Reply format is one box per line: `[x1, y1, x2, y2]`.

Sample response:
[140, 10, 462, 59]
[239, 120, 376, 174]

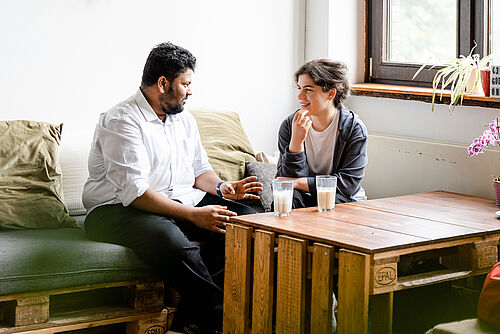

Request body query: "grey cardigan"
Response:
[276, 104, 368, 203]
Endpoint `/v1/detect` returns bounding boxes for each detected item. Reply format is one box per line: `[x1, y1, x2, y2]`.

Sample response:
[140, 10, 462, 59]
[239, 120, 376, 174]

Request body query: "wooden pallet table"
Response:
[222, 191, 500, 334]
[0, 280, 173, 334]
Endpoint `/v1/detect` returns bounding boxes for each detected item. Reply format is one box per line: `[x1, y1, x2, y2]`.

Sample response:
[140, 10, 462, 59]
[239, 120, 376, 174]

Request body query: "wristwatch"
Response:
[216, 181, 224, 198]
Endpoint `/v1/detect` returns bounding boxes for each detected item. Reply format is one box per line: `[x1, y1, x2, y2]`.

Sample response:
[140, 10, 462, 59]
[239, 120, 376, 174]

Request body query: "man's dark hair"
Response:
[141, 42, 196, 87]
[294, 59, 350, 108]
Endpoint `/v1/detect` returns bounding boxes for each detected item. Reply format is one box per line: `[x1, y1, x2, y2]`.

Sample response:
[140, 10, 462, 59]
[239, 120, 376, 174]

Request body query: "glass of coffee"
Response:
[316, 175, 337, 212]
[272, 179, 294, 217]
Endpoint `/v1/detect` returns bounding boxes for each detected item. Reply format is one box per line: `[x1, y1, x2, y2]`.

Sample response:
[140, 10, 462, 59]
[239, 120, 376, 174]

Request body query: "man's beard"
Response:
[162, 101, 184, 115]
[162, 88, 187, 115]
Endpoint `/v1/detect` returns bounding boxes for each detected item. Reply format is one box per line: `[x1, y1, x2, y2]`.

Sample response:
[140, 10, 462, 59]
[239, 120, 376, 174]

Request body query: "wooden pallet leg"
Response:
[223, 223, 252, 334]
[310, 243, 334, 334]
[129, 281, 164, 312]
[252, 230, 275, 334]
[459, 239, 498, 272]
[126, 308, 168, 334]
[276, 235, 307, 334]
[14, 296, 49, 326]
[369, 292, 393, 334]
[338, 249, 370, 334]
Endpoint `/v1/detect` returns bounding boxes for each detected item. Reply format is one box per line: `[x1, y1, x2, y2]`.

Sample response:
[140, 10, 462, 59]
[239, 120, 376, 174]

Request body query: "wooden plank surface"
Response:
[321, 205, 483, 240]
[310, 243, 334, 334]
[276, 236, 306, 334]
[338, 249, 370, 334]
[223, 224, 252, 334]
[231, 191, 500, 253]
[251, 230, 275, 334]
[231, 212, 427, 253]
[347, 191, 500, 232]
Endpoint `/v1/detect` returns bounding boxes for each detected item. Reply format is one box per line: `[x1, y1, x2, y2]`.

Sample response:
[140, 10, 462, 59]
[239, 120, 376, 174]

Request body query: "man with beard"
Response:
[82, 42, 262, 333]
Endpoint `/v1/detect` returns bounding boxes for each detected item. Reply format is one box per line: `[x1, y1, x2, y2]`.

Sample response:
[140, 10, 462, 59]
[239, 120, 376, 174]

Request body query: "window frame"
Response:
[368, 0, 487, 87]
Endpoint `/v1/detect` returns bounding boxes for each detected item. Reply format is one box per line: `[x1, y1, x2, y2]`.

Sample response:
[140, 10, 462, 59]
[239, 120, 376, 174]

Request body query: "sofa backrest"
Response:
[60, 142, 89, 216]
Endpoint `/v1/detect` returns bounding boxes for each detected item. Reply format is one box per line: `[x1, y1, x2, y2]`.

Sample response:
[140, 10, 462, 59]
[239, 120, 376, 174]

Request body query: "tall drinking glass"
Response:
[316, 175, 337, 212]
[272, 179, 294, 216]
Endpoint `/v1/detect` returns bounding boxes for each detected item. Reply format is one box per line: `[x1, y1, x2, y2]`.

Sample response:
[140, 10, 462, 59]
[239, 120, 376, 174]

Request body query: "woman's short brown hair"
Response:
[294, 59, 350, 108]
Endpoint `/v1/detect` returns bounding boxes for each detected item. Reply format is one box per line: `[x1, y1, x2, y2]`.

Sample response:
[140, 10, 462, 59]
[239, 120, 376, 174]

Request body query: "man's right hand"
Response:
[189, 205, 237, 234]
[289, 109, 312, 153]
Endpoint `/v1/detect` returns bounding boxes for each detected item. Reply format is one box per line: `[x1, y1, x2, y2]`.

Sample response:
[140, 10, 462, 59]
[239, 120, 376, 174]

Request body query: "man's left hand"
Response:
[220, 176, 263, 200]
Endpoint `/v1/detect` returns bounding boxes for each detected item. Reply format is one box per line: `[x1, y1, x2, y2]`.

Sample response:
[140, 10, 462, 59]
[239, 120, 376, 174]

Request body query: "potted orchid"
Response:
[468, 117, 500, 204]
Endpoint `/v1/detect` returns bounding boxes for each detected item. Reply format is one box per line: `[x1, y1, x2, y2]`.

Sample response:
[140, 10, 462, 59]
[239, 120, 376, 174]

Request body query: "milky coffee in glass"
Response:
[272, 179, 294, 216]
[316, 175, 337, 212]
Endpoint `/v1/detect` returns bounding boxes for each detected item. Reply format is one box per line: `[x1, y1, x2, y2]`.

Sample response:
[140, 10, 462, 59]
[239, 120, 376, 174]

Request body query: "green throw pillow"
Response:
[190, 108, 256, 181]
[0, 120, 79, 229]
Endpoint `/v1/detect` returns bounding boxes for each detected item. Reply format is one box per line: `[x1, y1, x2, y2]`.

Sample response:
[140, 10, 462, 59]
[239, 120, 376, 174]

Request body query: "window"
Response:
[369, 0, 487, 86]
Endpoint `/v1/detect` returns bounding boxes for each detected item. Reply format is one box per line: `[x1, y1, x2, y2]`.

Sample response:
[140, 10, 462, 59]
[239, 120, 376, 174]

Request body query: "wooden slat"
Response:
[231, 212, 426, 253]
[276, 235, 306, 334]
[347, 194, 500, 232]
[329, 205, 483, 241]
[223, 224, 252, 334]
[0, 280, 162, 303]
[373, 269, 474, 294]
[338, 249, 370, 334]
[0, 309, 167, 334]
[251, 230, 275, 334]
[369, 293, 393, 334]
[310, 243, 334, 334]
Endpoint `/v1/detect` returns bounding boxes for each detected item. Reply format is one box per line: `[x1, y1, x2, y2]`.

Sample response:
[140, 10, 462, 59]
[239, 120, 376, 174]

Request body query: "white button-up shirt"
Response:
[82, 89, 212, 213]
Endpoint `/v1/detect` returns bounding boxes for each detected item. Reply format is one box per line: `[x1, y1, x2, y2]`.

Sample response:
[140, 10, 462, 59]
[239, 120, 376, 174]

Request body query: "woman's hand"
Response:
[289, 109, 312, 153]
[220, 176, 263, 201]
[276, 176, 309, 192]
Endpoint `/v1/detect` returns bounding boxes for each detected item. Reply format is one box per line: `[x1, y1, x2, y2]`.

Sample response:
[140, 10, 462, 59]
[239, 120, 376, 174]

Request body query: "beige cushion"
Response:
[0, 120, 78, 229]
[189, 108, 256, 181]
[426, 318, 500, 334]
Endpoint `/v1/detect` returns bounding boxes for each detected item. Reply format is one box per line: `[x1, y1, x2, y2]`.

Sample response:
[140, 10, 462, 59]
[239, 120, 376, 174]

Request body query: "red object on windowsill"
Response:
[481, 68, 491, 97]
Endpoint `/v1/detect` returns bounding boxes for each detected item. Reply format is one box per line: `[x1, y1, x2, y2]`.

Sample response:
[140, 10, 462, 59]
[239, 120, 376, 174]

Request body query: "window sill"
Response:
[351, 83, 500, 109]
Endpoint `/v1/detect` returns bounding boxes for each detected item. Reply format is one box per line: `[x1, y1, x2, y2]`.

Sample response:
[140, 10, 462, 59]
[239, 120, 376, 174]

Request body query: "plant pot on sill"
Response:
[495, 179, 500, 205]
[481, 68, 491, 97]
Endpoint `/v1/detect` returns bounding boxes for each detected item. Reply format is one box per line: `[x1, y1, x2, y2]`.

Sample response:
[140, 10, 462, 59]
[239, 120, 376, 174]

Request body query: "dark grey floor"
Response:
[392, 279, 483, 334]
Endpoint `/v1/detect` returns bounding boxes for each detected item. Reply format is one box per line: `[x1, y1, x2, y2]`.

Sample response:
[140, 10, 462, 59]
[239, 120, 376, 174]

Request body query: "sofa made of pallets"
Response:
[0, 109, 274, 334]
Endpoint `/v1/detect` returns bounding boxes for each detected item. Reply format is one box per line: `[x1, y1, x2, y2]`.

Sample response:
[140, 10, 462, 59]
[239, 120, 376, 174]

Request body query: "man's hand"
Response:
[289, 109, 312, 153]
[220, 176, 263, 201]
[189, 205, 237, 233]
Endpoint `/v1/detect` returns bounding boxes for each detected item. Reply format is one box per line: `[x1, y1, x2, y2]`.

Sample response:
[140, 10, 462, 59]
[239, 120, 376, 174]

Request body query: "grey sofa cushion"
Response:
[245, 162, 277, 212]
[0, 216, 159, 296]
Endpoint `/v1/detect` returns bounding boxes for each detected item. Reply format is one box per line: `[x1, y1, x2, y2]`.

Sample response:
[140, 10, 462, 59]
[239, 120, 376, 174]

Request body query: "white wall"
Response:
[0, 0, 303, 154]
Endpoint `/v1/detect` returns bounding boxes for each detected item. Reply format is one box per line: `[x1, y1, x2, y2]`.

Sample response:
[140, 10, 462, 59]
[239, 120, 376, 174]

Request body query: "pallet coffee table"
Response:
[222, 191, 500, 334]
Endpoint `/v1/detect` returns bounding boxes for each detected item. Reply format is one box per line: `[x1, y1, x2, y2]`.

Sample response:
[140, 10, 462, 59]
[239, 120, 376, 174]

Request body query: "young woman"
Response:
[276, 59, 367, 208]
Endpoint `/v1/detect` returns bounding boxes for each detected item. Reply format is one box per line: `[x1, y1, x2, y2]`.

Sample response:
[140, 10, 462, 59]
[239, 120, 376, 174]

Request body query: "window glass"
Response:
[492, 0, 500, 56]
[386, 0, 457, 64]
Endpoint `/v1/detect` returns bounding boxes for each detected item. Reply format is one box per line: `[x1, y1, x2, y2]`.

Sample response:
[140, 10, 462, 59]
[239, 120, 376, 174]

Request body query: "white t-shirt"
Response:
[305, 110, 340, 175]
[82, 89, 212, 213]
[304, 110, 367, 201]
